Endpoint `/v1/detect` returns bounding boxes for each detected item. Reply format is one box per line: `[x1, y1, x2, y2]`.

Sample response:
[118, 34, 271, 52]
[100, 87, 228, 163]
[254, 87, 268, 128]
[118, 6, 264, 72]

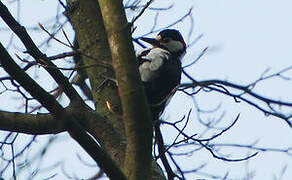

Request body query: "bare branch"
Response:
[181, 67, 292, 127]
[0, 111, 64, 134]
[0, 2, 84, 105]
[131, 0, 154, 25]
[183, 46, 208, 68]
[154, 122, 177, 179]
[0, 43, 64, 116]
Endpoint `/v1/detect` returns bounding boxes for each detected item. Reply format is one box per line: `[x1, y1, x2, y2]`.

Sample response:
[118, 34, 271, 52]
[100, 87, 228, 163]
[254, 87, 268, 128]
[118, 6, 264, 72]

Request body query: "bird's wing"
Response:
[138, 48, 170, 82]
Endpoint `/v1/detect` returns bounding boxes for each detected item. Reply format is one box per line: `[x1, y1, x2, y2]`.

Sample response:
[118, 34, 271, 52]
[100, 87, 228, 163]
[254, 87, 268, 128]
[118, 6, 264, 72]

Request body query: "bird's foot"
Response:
[97, 75, 118, 93]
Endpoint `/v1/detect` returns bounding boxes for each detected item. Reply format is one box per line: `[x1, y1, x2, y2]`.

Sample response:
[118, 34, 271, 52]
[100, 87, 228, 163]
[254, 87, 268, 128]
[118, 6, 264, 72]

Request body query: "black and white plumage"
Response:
[137, 29, 186, 119]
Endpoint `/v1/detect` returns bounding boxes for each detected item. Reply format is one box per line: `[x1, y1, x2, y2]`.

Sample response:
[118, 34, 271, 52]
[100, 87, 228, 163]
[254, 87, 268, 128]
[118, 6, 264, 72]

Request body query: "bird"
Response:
[137, 29, 186, 120]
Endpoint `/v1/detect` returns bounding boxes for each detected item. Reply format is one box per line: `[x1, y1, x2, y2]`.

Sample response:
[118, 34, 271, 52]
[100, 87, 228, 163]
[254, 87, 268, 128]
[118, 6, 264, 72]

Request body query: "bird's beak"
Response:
[140, 37, 160, 46]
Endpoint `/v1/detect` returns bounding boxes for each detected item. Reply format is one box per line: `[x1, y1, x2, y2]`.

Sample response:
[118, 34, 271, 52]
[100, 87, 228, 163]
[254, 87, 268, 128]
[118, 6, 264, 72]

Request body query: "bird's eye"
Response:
[162, 38, 170, 43]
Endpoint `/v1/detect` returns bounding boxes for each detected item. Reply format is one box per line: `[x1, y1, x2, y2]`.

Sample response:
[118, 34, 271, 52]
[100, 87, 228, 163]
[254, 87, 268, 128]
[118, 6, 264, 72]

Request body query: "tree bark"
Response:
[65, 0, 125, 136]
[0, 0, 167, 179]
[98, 1, 153, 179]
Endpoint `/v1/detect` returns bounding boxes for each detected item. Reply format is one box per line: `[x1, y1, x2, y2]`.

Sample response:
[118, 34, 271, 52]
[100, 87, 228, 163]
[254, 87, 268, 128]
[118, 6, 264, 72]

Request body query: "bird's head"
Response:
[140, 29, 186, 55]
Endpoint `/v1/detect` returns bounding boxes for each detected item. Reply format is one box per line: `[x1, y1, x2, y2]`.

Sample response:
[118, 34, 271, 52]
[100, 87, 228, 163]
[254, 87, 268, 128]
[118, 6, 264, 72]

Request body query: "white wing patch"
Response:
[138, 48, 170, 82]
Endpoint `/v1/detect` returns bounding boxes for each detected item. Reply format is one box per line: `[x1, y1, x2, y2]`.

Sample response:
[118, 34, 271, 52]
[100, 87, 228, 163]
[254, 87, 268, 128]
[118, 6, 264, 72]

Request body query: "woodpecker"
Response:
[137, 29, 186, 119]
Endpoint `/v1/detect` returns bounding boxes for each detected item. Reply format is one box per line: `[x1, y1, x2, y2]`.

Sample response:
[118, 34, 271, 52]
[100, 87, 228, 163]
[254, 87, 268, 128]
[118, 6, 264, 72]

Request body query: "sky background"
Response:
[0, 0, 291, 179]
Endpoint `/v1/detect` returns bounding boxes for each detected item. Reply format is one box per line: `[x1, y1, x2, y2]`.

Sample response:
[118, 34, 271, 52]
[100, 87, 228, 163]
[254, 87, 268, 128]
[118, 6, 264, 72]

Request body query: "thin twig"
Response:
[131, 0, 154, 25]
